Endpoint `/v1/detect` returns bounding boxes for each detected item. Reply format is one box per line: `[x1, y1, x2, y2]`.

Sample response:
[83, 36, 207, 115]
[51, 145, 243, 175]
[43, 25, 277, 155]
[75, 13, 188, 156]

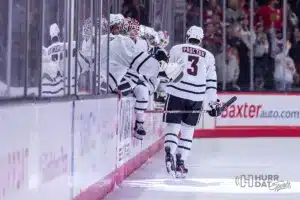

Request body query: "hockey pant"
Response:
[109, 74, 150, 125]
[108, 73, 132, 96]
[164, 123, 195, 161]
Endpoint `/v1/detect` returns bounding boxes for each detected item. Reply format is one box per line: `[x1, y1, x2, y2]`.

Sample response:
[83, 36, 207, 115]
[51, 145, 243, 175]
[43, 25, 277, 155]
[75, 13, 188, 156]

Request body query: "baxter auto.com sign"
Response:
[216, 94, 300, 127]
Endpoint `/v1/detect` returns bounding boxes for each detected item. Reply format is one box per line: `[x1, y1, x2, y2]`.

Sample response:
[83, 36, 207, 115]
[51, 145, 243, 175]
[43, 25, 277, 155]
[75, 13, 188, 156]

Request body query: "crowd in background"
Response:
[1, 0, 300, 98]
[187, 0, 300, 92]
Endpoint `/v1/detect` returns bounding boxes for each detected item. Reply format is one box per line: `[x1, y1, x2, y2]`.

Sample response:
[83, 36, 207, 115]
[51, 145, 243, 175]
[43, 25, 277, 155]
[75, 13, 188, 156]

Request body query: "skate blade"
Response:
[175, 171, 187, 179]
[133, 132, 143, 140]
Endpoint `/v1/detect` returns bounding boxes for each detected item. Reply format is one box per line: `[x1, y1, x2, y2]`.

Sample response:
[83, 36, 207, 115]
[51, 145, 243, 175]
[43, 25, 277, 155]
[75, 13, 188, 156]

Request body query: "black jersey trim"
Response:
[137, 54, 153, 73]
[129, 52, 144, 69]
[167, 85, 205, 94]
[180, 80, 206, 87]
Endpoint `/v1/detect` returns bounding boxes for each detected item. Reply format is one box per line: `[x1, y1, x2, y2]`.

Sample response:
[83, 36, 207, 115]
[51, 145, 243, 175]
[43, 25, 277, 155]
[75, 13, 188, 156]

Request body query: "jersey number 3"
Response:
[187, 55, 199, 76]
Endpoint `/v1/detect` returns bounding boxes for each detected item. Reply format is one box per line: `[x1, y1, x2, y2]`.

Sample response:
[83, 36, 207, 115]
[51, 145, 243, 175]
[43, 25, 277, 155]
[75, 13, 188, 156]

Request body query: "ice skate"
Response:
[165, 146, 176, 177]
[175, 153, 188, 179]
[133, 121, 146, 140]
[165, 147, 175, 177]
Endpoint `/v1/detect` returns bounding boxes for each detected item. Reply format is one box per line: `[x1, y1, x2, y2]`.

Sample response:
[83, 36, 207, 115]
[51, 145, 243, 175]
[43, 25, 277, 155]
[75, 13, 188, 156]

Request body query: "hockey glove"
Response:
[159, 57, 185, 82]
[207, 99, 222, 117]
[159, 61, 183, 83]
[150, 47, 169, 62]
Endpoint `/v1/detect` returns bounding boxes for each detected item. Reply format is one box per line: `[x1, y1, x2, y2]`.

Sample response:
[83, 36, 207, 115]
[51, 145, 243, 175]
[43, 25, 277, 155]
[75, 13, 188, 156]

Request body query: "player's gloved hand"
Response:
[150, 46, 169, 62]
[159, 60, 168, 72]
[159, 57, 185, 83]
[159, 61, 183, 83]
[207, 99, 222, 117]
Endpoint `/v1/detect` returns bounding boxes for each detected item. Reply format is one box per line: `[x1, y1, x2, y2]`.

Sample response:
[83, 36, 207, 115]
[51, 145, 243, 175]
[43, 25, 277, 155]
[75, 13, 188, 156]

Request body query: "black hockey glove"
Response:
[150, 46, 169, 62]
[207, 99, 222, 117]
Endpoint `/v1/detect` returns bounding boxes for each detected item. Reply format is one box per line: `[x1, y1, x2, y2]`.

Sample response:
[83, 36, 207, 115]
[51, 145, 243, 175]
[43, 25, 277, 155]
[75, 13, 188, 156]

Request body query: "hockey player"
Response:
[77, 16, 110, 93]
[42, 23, 76, 96]
[113, 18, 185, 140]
[120, 18, 164, 140]
[163, 26, 221, 178]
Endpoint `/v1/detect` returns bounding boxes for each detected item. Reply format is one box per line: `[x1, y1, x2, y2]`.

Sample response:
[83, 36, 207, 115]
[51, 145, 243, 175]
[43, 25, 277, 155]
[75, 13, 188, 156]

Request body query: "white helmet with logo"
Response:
[110, 14, 124, 26]
[186, 25, 204, 44]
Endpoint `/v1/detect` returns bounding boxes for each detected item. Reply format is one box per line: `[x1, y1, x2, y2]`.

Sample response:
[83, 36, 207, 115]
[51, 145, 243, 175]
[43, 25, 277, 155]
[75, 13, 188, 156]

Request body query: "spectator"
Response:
[226, 0, 245, 25]
[216, 46, 240, 91]
[134, 0, 149, 25]
[274, 44, 297, 92]
[187, 0, 200, 27]
[287, 3, 298, 30]
[239, 12, 256, 49]
[296, 0, 300, 28]
[253, 21, 269, 90]
[203, 0, 222, 21]
[202, 20, 221, 55]
[289, 28, 300, 81]
[256, 0, 282, 31]
[122, 0, 140, 22]
[227, 23, 251, 90]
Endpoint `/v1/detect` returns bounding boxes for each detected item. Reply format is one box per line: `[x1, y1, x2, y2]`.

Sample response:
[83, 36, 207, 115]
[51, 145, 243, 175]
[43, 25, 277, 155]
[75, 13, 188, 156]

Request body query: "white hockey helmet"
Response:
[121, 17, 140, 41]
[110, 14, 124, 35]
[186, 25, 204, 44]
[144, 27, 158, 47]
[50, 23, 60, 39]
[109, 14, 124, 26]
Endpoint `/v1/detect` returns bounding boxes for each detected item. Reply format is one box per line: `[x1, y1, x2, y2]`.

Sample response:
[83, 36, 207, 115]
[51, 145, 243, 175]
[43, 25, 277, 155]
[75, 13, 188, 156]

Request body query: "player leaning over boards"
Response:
[163, 26, 222, 179]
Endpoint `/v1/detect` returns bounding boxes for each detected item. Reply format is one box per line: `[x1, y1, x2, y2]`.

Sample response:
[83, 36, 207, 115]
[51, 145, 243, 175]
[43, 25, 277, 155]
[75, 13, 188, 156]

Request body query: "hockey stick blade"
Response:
[145, 96, 237, 114]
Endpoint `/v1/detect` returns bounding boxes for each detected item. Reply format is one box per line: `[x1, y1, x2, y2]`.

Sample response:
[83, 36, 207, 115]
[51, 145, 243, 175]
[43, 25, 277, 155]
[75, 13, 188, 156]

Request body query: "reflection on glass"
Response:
[41, 0, 68, 97]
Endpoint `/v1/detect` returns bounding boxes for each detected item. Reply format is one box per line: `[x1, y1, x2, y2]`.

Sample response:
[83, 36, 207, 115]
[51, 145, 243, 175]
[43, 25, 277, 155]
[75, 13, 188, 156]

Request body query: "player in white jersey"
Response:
[42, 23, 66, 79]
[76, 16, 109, 93]
[42, 23, 77, 96]
[118, 18, 162, 139]
[163, 26, 222, 178]
[112, 18, 184, 140]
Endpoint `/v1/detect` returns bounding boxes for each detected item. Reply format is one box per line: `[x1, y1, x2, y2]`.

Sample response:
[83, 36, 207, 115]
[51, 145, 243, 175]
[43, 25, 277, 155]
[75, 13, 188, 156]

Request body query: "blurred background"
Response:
[0, 0, 299, 98]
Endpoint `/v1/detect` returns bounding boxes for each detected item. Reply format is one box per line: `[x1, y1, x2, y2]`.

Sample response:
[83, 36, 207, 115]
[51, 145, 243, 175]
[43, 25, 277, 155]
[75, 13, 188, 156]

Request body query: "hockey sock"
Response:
[133, 84, 149, 123]
[177, 124, 194, 161]
[164, 123, 181, 155]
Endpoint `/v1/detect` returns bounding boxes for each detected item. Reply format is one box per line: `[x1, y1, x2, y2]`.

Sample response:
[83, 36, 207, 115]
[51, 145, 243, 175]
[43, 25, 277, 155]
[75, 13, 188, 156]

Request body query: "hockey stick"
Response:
[145, 96, 237, 114]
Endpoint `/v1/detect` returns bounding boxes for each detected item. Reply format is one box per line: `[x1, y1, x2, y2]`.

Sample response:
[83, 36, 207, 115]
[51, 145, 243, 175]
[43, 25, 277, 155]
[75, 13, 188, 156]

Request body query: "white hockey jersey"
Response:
[135, 38, 148, 53]
[42, 41, 76, 96]
[100, 34, 136, 89]
[119, 38, 159, 92]
[166, 43, 217, 102]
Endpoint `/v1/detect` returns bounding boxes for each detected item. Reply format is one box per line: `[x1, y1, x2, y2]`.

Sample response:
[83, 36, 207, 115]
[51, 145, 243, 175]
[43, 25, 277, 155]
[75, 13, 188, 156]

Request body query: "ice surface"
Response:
[104, 138, 300, 200]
